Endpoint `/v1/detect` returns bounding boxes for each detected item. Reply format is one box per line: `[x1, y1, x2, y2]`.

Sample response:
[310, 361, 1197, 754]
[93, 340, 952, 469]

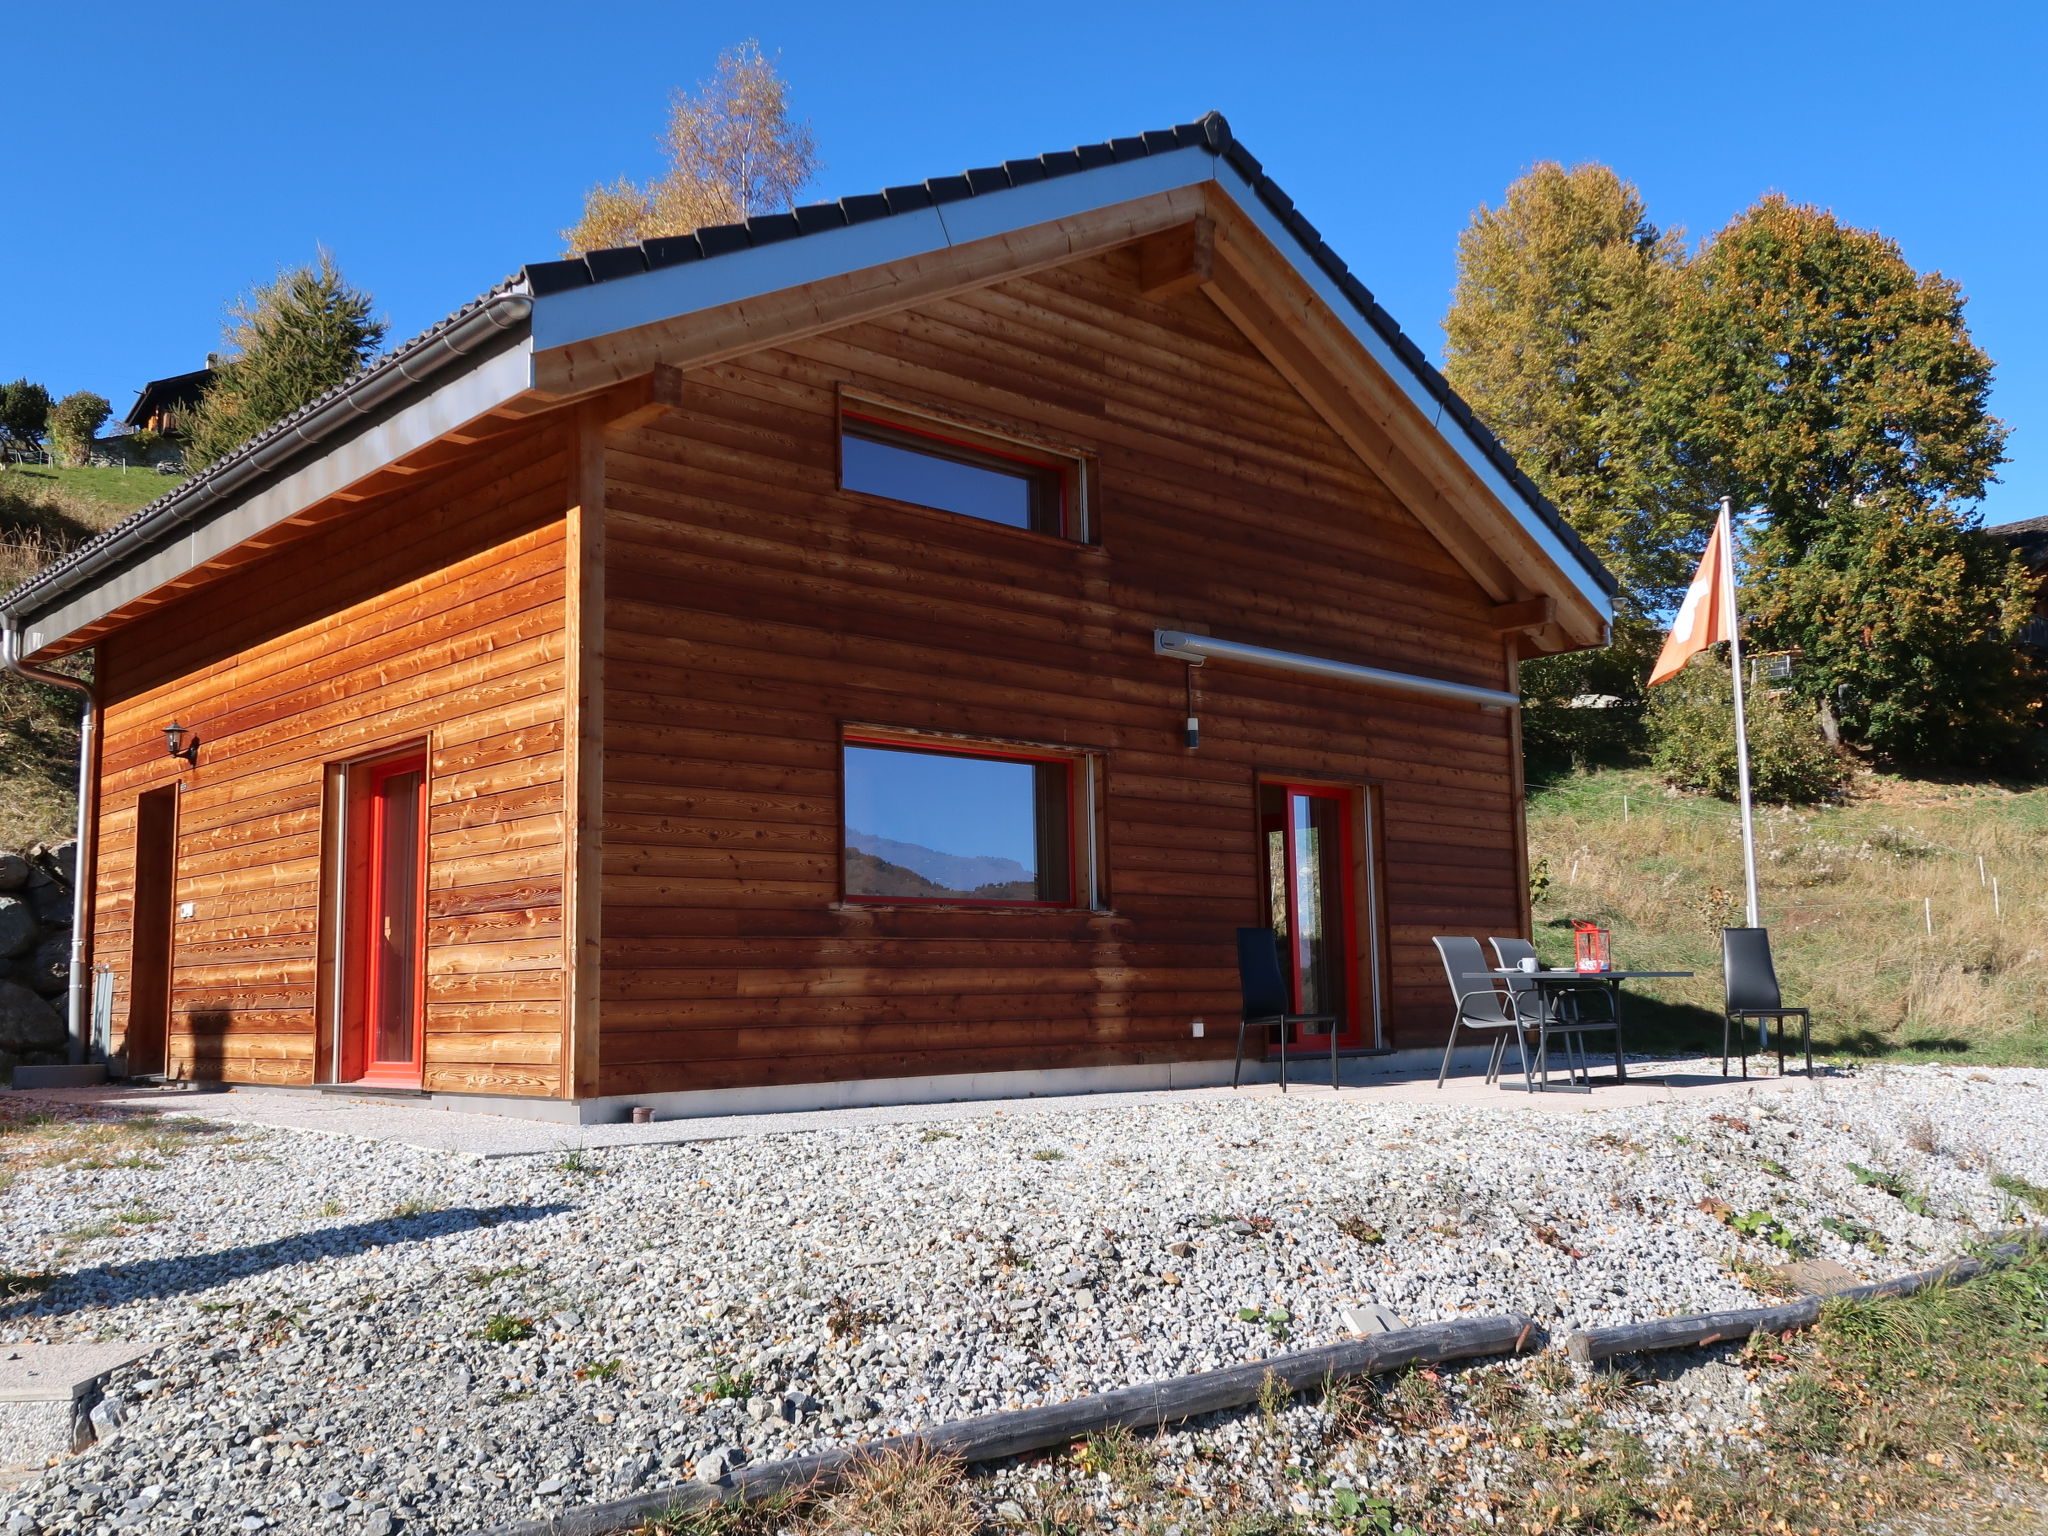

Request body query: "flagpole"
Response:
[1720, 495, 1761, 928]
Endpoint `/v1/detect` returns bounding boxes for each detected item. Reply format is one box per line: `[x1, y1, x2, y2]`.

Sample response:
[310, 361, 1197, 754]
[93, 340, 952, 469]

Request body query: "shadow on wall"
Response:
[182, 1009, 230, 1084]
[8, 1202, 572, 1320]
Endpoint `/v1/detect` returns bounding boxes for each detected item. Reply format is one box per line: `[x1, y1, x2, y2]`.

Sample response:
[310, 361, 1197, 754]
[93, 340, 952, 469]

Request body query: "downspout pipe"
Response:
[1, 618, 93, 1067]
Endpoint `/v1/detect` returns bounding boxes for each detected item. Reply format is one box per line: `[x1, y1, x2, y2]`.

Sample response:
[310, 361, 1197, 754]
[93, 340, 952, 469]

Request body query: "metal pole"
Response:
[1720, 498, 1761, 928]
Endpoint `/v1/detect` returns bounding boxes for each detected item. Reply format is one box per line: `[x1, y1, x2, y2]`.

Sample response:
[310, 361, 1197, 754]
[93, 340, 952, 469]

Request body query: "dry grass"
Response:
[1528, 768, 2048, 1064]
[0, 1106, 215, 1173]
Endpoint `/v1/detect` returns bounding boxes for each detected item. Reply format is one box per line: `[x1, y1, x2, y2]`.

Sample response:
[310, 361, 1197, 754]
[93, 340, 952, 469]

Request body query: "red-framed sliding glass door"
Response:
[1259, 783, 1371, 1053]
[341, 753, 428, 1085]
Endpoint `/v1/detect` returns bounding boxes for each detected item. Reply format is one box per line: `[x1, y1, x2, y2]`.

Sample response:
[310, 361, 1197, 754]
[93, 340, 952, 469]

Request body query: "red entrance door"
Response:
[344, 754, 427, 1084]
[1259, 784, 1368, 1052]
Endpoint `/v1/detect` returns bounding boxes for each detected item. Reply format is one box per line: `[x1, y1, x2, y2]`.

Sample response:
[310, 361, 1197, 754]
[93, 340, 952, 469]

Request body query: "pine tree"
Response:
[1444, 162, 1695, 611]
[183, 254, 385, 470]
[1656, 197, 2025, 766]
[562, 40, 818, 254]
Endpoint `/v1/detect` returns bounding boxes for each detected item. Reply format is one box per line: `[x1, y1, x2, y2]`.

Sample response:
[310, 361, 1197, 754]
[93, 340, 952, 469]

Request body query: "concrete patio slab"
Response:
[6, 1060, 1812, 1161]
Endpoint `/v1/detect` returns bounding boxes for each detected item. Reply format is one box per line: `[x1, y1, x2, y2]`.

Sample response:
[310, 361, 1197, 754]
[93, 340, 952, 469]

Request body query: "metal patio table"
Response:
[1464, 969, 1694, 1092]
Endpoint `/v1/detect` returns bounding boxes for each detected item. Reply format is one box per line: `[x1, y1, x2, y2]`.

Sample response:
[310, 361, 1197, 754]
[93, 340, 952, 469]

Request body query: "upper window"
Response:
[840, 411, 1073, 538]
[843, 736, 1075, 906]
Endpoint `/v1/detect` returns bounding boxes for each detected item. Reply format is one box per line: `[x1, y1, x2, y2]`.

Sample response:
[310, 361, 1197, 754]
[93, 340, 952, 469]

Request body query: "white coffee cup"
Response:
[1519, 956, 1541, 973]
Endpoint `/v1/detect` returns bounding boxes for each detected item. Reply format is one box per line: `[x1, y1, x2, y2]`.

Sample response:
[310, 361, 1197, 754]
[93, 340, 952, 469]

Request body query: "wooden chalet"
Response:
[0, 116, 1614, 1121]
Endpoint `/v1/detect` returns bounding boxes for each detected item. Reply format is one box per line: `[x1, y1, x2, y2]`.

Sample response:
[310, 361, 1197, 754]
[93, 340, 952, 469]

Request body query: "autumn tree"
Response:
[1445, 163, 1695, 769]
[1657, 197, 2025, 766]
[562, 40, 818, 254]
[183, 254, 385, 469]
[1445, 162, 1695, 611]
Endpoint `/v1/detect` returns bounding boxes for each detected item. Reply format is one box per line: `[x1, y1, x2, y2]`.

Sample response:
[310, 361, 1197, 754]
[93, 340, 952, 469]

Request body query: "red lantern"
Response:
[1572, 921, 1611, 974]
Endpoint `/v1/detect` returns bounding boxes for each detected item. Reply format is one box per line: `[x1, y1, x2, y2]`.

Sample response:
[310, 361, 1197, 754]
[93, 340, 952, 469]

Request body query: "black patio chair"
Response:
[1433, 936, 1531, 1089]
[1232, 927, 1339, 1092]
[1490, 936, 1624, 1087]
[1722, 926, 1812, 1078]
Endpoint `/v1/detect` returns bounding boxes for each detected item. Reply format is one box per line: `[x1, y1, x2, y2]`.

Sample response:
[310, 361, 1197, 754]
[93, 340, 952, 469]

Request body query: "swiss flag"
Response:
[1649, 510, 1736, 686]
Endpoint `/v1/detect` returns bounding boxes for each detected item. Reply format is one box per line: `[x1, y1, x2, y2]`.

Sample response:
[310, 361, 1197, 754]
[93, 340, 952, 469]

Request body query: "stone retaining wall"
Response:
[0, 841, 75, 1080]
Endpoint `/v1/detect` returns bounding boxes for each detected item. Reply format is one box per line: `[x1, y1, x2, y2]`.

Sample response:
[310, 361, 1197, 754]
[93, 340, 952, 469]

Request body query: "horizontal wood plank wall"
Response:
[91, 422, 574, 1094]
[597, 248, 1520, 1097]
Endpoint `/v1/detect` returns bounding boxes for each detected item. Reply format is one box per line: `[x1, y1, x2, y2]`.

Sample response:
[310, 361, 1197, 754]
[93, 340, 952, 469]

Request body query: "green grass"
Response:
[1528, 766, 2048, 1066]
[0, 462, 182, 515]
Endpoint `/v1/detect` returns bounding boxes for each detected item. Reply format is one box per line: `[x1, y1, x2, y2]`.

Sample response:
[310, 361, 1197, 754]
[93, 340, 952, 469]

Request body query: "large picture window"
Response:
[840, 411, 1073, 538]
[842, 736, 1076, 906]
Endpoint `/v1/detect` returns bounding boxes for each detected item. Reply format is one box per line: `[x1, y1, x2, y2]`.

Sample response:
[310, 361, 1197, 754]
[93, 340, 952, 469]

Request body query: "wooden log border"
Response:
[480, 1312, 1542, 1536]
[1566, 1226, 2047, 1364]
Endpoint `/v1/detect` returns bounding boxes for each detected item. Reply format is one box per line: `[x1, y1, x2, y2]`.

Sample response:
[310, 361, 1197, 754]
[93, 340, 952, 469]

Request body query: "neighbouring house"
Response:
[123, 368, 215, 437]
[1985, 515, 2048, 652]
[0, 116, 1613, 1122]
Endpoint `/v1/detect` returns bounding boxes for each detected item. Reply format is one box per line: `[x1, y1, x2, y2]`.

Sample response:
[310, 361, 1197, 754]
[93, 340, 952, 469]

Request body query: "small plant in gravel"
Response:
[1462, 1364, 1528, 1428]
[554, 1148, 604, 1176]
[1333, 1213, 1384, 1245]
[697, 1366, 755, 1400]
[314, 1198, 345, 1217]
[1379, 1366, 1451, 1432]
[1727, 1255, 1800, 1295]
[1758, 1156, 1792, 1179]
[1236, 1305, 1291, 1342]
[1818, 1214, 1889, 1254]
[0, 1271, 53, 1300]
[1029, 1148, 1065, 1162]
[917, 1128, 957, 1143]
[1521, 1352, 1575, 1395]
[1847, 1161, 1932, 1216]
[390, 1198, 440, 1218]
[1728, 1208, 1804, 1253]
[478, 1314, 536, 1344]
[827, 1294, 886, 1339]
[462, 1263, 535, 1286]
[1991, 1171, 2048, 1215]
[574, 1358, 621, 1380]
[1072, 1425, 1156, 1497]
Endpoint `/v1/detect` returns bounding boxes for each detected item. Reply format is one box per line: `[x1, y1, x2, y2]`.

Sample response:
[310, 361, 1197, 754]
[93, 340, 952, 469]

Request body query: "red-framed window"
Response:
[839, 409, 1080, 539]
[841, 733, 1083, 907]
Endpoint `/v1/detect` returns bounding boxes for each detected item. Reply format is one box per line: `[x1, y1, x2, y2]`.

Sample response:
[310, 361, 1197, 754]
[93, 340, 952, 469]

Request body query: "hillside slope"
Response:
[1527, 768, 2048, 1065]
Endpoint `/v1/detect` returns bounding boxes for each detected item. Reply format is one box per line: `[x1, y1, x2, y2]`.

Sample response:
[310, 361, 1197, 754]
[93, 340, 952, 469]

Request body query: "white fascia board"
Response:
[23, 340, 532, 650]
[529, 146, 1220, 355]
[1208, 162, 1613, 624]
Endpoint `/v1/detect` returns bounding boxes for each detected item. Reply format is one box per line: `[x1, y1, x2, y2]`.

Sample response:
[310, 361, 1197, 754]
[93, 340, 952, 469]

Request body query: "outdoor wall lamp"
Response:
[162, 721, 199, 765]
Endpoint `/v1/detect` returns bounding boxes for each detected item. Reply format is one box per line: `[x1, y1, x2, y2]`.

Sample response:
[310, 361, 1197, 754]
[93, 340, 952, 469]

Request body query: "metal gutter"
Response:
[0, 619, 94, 1065]
[1154, 628, 1519, 711]
[1, 289, 535, 632]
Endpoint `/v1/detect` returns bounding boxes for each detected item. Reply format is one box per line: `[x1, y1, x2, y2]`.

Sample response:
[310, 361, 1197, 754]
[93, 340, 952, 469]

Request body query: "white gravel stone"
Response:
[1, 1060, 2043, 1532]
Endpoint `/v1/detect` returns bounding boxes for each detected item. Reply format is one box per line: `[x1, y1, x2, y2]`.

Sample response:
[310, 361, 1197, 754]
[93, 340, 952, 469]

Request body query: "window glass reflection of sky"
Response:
[842, 432, 1033, 528]
[844, 746, 1037, 867]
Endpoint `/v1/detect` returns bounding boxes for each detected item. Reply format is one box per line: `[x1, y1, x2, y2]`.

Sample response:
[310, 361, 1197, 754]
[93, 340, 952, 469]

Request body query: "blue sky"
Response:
[8, 1, 2042, 525]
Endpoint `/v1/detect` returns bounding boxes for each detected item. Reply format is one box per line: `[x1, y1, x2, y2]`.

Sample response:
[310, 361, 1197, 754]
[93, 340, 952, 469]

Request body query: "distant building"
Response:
[1984, 515, 2048, 652]
[123, 368, 215, 435]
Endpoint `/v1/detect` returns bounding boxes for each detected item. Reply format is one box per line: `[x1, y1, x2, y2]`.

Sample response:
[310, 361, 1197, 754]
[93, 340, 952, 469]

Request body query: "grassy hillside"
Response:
[0, 462, 181, 516]
[1527, 766, 2048, 1066]
[0, 469, 137, 847]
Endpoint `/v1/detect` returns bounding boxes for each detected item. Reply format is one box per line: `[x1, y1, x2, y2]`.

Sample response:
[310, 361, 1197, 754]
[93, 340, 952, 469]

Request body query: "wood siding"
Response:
[90, 422, 574, 1094]
[596, 247, 1521, 1096]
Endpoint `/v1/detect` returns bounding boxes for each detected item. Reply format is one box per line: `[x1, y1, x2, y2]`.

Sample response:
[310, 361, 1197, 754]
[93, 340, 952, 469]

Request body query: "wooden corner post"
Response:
[562, 402, 608, 1103]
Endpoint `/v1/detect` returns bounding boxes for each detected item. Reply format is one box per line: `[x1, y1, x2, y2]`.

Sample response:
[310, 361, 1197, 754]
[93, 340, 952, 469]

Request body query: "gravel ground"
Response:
[2, 1059, 2045, 1535]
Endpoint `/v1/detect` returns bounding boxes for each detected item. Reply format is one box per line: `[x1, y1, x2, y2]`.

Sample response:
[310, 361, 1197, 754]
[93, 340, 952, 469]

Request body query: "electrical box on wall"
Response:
[1191, 1019, 1205, 1038]
[178, 902, 195, 920]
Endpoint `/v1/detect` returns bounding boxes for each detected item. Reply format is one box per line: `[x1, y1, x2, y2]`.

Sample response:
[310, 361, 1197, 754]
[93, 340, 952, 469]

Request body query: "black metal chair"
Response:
[1433, 936, 1531, 1089]
[1490, 936, 1624, 1087]
[1232, 927, 1339, 1092]
[1722, 927, 1812, 1078]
